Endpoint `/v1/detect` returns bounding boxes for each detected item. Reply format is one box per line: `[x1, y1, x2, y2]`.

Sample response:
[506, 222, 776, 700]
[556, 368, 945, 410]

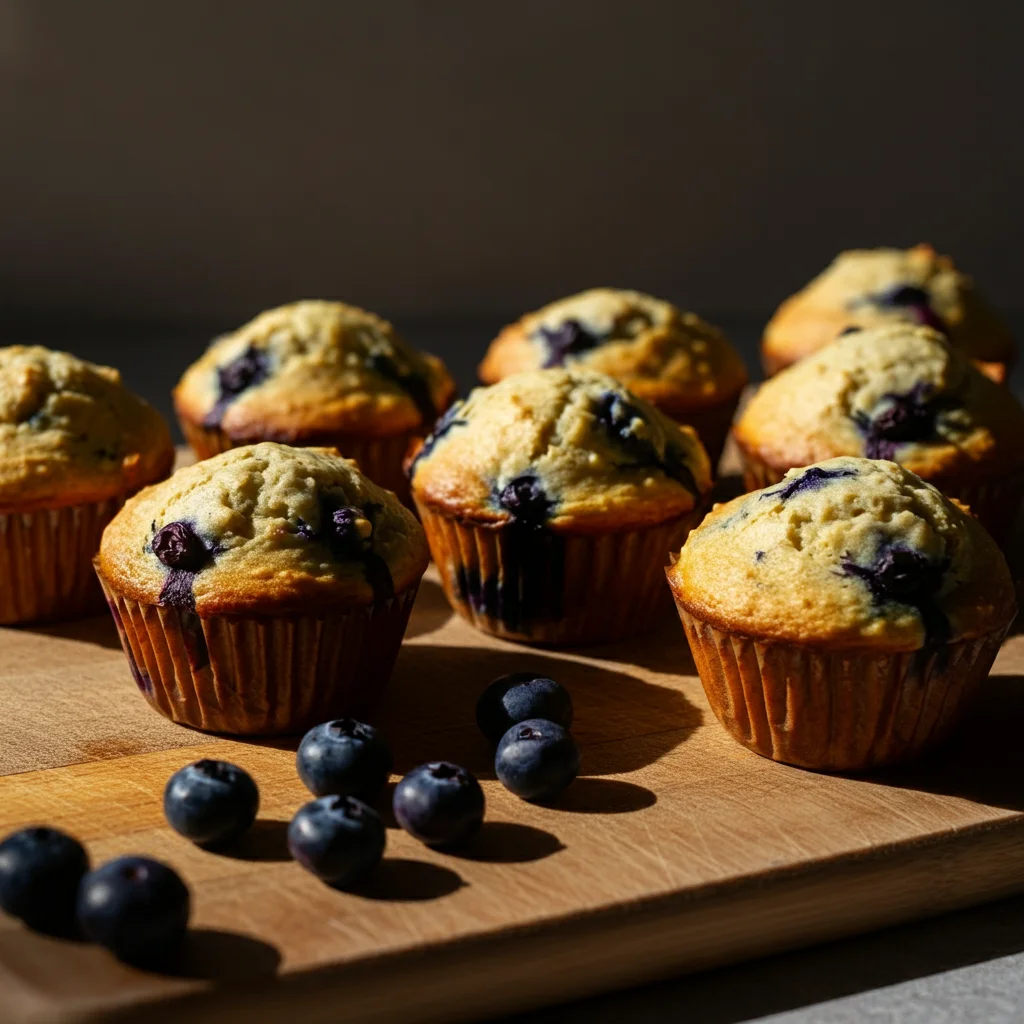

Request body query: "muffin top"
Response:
[736, 325, 1024, 481]
[0, 346, 174, 512]
[98, 442, 429, 615]
[668, 457, 1015, 651]
[174, 301, 457, 441]
[409, 368, 713, 531]
[478, 289, 747, 413]
[763, 245, 1014, 372]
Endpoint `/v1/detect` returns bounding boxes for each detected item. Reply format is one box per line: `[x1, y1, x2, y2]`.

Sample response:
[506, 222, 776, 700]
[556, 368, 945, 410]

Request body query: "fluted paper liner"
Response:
[97, 566, 418, 735]
[738, 447, 1023, 547]
[0, 498, 123, 625]
[179, 419, 417, 503]
[674, 600, 1008, 771]
[417, 502, 703, 646]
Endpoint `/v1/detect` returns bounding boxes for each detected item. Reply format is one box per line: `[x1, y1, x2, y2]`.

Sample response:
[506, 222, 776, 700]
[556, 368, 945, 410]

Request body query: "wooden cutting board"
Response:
[1, 498, 1023, 1023]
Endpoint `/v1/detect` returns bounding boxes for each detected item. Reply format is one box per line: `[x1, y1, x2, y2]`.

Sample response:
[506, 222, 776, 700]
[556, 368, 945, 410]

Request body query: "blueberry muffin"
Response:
[0, 346, 173, 625]
[95, 442, 428, 734]
[173, 301, 457, 501]
[667, 457, 1016, 771]
[735, 325, 1024, 543]
[762, 245, 1014, 382]
[478, 289, 747, 466]
[409, 368, 713, 645]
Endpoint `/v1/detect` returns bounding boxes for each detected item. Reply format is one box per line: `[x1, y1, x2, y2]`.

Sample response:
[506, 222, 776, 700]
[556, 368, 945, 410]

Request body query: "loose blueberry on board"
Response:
[392, 763, 485, 849]
[0, 827, 89, 934]
[163, 760, 260, 849]
[288, 796, 386, 887]
[476, 673, 574, 745]
[77, 857, 190, 966]
[297, 720, 394, 800]
[762, 466, 858, 503]
[538, 319, 604, 367]
[495, 719, 581, 803]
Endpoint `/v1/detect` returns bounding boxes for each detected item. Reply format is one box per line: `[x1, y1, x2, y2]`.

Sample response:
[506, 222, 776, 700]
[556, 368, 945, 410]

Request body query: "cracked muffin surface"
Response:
[735, 325, 1024, 483]
[479, 288, 747, 414]
[762, 245, 1014, 378]
[0, 345, 173, 511]
[409, 368, 713, 530]
[668, 457, 1015, 651]
[97, 442, 429, 614]
[174, 301, 456, 442]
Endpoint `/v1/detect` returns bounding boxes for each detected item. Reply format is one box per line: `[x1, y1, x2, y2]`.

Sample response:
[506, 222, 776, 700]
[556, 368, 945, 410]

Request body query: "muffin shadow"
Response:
[381, 644, 701, 779]
[19, 613, 122, 650]
[869, 673, 1024, 811]
[576, 613, 698, 677]
[403, 578, 454, 640]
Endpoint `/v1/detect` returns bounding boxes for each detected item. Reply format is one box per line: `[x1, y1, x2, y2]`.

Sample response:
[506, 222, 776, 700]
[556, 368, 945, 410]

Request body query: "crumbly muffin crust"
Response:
[762, 245, 1014, 374]
[479, 288, 747, 414]
[174, 301, 456, 442]
[409, 368, 713, 531]
[668, 457, 1015, 651]
[735, 325, 1024, 482]
[98, 442, 429, 615]
[0, 346, 173, 512]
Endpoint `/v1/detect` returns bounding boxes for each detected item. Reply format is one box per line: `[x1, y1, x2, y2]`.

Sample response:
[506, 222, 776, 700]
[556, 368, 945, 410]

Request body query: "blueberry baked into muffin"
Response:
[173, 301, 456, 501]
[667, 457, 1016, 771]
[735, 325, 1024, 543]
[95, 442, 428, 734]
[0, 346, 173, 625]
[762, 245, 1014, 382]
[478, 289, 747, 466]
[409, 368, 713, 646]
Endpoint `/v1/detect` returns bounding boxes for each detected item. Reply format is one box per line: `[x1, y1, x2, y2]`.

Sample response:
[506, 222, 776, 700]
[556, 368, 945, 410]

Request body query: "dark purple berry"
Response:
[476, 673, 573, 745]
[163, 760, 259, 849]
[0, 827, 89, 934]
[365, 352, 436, 425]
[495, 719, 580, 802]
[538, 319, 604, 367]
[288, 796, 386, 887]
[152, 522, 207, 571]
[392, 763, 485, 849]
[77, 857, 190, 965]
[853, 382, 959, 460]
[498, 475, 554, 526]
[296, 720, 393, 800]
[217, 346, 269, 399]
[763, 466, 858, 502]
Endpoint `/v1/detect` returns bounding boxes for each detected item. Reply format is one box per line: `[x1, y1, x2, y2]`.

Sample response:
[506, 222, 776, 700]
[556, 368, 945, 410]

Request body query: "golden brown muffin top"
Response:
[174, 301, 457, 442]
[409, 368, 713, 531]
[0, 346, 173, 512]
[762, 245, 1014, 372]
[97, 442, 429, 615]
[735, 325, 1024, 482]
[479, 288, 747, 413]
[668, 457, 1015, 652]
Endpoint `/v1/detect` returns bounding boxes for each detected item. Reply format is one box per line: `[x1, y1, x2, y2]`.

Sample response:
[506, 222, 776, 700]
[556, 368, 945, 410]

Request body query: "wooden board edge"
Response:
[49, 814, 1024, 1024]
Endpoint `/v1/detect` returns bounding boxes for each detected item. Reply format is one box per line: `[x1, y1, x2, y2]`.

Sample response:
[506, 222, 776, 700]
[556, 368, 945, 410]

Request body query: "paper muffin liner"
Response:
[178, 418, 418, 503]
[96, 566, 419, 735]
[668, 393, 742, 473]
[416, 502, 703, 646]
[673, 601, 1009, 771]
[0, 497, 124, 626]
[737, 447, 1024, 547]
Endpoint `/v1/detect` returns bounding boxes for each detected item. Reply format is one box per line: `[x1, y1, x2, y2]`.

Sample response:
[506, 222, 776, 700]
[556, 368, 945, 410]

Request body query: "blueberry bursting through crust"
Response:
[761, 466, 858, 502]
[537, 320, 605, 368]
[152, 521, 212, 670]
[841, 543, 951, 643]
[856, 284, 947, 334]
[202, 346, 270, 428]
[852, 382, 961, 460]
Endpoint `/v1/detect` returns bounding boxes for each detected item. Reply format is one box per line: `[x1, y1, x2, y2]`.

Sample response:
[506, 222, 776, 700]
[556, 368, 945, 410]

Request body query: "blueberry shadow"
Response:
[546, 777, 657, 814]
[353, 858, 465, 902]
[158, 927, 282, 981]
[382, 646, 700, 779]
[870, 673, 1024, 811]
[376, 780, 400, 829]
[20, 612, 123, 650]
[449, 821, 564, 863]
[218, 818, 292, 863]
[404, 577, 454, 640]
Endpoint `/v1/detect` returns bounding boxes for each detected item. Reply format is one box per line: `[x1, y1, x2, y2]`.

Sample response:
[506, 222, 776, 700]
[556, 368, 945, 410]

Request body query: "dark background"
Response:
[1, 0, 1023, 434]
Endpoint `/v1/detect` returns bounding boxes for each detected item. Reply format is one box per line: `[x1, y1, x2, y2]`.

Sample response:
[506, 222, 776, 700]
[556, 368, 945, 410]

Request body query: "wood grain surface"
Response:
[1, 560, 1023, 1024]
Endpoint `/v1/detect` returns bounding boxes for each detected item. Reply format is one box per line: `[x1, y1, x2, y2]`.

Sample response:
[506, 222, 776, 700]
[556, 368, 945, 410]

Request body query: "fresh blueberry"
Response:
[163, 760, 259, 849]
[152, 522, 208, 571]
[77, 857, 190, 965]
[0, 827, 89, 934]
[288, 796, 386, 887]
[495, 719, 581, 803]
[296, 719, 393, 800]
[392, 763, 485, 849]
[476, 673, 574, 745]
